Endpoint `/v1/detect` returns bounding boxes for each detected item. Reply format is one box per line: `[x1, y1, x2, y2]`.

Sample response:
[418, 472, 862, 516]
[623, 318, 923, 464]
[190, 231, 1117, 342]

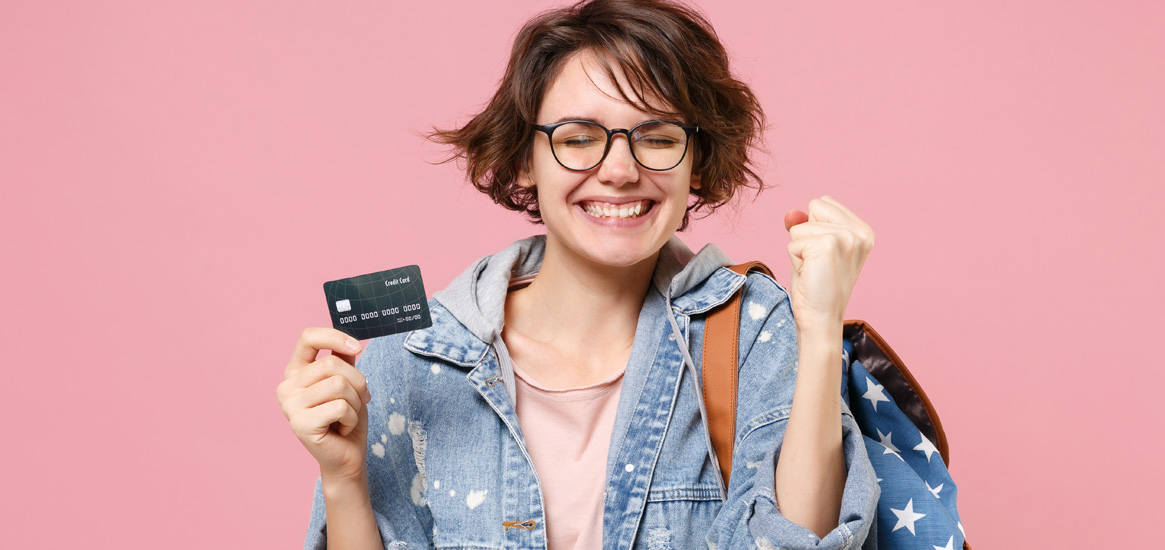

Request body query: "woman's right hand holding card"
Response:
[277, 327, 371, 482]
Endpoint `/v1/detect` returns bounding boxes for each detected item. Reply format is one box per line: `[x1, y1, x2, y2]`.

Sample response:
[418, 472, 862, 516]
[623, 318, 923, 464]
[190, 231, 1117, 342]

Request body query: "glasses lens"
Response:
[631, 122, 690, 170]
[550, 122, 609, 170]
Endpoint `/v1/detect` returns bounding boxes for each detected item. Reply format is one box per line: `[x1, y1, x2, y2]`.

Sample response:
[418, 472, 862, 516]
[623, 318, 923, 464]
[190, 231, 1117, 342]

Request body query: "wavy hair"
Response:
[430, 0, 766, 230]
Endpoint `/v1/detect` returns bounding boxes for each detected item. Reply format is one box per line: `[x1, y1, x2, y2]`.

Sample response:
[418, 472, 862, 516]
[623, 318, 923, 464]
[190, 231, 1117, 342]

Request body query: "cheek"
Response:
[664, 184, 696, 225]
[668, 178, 695, 207]
[531, 175, 583, 219]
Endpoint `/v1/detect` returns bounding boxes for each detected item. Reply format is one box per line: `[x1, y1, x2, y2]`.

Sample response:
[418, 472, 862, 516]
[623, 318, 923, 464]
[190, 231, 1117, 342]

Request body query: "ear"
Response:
[689, 173, 702, 190]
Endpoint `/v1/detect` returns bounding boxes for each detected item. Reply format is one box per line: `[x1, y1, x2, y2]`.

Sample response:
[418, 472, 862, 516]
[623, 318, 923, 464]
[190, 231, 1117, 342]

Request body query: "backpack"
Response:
[703, 262, 970, 549]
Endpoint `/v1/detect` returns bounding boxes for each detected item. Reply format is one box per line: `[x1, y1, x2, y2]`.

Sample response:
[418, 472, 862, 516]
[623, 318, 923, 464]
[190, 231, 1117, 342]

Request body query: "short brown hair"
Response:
[431, 0, 765, 230]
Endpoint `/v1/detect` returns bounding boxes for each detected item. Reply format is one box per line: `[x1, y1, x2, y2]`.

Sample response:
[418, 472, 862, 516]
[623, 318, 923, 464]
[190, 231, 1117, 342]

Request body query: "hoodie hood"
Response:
[432, 234, 734, 348]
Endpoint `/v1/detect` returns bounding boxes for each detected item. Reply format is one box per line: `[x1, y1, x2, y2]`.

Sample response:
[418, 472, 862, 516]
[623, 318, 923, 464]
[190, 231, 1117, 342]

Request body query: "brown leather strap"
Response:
[702, 262, 773, 485]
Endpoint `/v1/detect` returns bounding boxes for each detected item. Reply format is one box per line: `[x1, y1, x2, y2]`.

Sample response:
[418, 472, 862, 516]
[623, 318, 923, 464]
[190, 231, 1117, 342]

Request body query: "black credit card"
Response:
[322, 265, 432, 340]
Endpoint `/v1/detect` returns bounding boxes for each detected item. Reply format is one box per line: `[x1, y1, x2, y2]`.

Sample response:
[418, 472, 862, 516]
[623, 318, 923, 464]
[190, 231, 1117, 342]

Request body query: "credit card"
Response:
[323, 265, 432, 340]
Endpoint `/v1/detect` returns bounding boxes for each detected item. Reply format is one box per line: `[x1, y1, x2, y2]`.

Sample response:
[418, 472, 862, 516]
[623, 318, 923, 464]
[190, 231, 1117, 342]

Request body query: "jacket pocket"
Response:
[637, 484, 723, 549]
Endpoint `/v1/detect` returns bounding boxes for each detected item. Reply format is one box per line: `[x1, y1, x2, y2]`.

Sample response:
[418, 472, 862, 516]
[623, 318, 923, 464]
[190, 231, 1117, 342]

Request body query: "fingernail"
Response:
[363, 390, 372, 404]
[345, 338, 361, 352]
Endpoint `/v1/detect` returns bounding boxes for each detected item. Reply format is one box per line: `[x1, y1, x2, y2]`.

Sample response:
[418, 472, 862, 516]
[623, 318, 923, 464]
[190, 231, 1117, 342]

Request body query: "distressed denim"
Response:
[305, 235, 879, 549]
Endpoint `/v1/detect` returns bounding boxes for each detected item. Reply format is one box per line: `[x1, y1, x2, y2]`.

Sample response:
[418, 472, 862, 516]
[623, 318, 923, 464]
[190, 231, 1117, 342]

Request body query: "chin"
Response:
[575, 237, 665, 269]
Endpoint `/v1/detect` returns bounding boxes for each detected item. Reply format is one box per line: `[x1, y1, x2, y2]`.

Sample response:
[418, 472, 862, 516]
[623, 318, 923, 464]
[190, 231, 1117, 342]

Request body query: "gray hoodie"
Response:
[433, 233, 733, 405]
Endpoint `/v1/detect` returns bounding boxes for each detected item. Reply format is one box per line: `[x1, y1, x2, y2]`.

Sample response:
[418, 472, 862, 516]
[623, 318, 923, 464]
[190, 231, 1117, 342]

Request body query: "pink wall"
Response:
[2, 1, 1161, 547]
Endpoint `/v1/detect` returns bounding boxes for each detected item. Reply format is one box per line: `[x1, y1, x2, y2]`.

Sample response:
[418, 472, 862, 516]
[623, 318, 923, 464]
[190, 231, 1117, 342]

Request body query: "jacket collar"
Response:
[405, 234, 747, 365]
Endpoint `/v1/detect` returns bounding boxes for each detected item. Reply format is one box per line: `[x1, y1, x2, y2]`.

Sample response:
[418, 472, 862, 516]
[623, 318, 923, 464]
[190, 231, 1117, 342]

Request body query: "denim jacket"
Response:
[305, 235, 879, 549]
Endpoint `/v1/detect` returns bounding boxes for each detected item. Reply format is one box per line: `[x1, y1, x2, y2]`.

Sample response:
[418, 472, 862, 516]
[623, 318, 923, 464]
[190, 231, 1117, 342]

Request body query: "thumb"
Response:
[784, 209, 809, 232]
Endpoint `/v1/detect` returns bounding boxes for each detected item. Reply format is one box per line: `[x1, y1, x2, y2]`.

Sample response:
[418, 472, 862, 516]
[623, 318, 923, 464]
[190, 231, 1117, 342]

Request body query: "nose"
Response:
[596, 133, 639, 186]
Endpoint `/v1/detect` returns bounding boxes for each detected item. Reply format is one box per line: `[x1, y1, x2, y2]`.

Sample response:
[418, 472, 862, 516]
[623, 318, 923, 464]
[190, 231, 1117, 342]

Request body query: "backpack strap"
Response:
[702, 261, 773, 485]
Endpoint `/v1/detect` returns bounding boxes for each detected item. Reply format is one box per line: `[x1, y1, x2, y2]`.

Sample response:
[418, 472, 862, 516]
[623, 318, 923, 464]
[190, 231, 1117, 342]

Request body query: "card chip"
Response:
[336, 299, 352, 312]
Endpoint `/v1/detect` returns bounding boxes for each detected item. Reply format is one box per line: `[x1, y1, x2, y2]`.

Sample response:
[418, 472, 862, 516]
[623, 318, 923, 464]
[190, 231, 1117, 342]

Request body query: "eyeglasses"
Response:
[532, 120, 698, 172]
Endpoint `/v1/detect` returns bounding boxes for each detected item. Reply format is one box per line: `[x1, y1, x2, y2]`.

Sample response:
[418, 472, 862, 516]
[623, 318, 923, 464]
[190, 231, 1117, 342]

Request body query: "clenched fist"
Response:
[783, 196, 874, 332]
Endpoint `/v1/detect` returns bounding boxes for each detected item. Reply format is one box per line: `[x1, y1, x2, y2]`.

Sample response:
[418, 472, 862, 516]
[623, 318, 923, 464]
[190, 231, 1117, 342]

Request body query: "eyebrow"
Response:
[547, 116, 688, 126]
[550, 116, 601, 125]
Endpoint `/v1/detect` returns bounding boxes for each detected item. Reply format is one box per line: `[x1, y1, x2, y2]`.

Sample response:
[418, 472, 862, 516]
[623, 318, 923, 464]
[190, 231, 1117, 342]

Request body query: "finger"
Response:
[325, 399, 360, 438]
[806, 197, 859, 225]
[293, 354, 371, 404]
[819, 196, 865, 224]
[298, 399, 359, 442]
[786, 240, 805, 272]
[288, 327, 363, 376]
[790, 222, 874, 261]
[332, 349, 359, 368]
[787, 236, 808, 262]
[788, 222, 860, 247]
[810, 196, 876, 237]
[784, 209, 809, 232]
[786, 233, 847, 261]
[283, 374, 364, 421]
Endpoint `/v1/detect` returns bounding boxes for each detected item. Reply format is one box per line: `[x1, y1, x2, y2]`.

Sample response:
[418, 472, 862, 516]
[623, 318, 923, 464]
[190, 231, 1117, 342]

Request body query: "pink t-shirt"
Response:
[512, 362, 624, 550]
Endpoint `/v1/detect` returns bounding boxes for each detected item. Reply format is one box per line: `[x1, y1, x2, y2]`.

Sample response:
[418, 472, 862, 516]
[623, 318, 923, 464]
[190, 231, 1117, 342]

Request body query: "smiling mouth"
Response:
[578, 199, 655, 219]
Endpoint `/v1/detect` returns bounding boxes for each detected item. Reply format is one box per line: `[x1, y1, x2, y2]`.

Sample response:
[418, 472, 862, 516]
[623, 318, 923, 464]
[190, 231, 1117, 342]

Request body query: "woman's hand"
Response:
[277, 327, 372, 481]
[783, 196, 874, 332]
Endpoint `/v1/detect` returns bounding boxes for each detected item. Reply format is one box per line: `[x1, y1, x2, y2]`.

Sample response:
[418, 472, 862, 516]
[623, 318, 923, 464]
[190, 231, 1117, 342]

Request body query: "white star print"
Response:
[959, 521, 965, 538]
[915, 434, 940, 462]
[862, 376, 891, 411]
[934, 536, 955, 550]
[890, 499, 926, 535]
[926, 480, 943, 499]
[877, 428, 903, 460]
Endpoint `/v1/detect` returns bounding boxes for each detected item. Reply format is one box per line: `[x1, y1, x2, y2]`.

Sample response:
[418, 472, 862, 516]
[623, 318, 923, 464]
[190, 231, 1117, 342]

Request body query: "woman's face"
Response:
[522, 51, 698, 270]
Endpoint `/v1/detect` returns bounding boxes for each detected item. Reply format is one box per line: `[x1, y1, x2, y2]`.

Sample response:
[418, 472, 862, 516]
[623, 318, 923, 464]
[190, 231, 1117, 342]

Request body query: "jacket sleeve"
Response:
[303, 335, 429, 549]
[707, 274, 879, 550]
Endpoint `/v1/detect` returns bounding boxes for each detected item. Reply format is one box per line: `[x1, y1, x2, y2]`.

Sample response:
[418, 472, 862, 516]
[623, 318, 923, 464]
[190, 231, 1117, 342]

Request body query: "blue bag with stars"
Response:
[842, 321, 969, 550]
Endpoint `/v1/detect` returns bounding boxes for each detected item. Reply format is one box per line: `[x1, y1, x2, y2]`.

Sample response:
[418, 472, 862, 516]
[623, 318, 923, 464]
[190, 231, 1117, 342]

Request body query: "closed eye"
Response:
[636, 135, 682, 148]
[558, 135, 603, 148]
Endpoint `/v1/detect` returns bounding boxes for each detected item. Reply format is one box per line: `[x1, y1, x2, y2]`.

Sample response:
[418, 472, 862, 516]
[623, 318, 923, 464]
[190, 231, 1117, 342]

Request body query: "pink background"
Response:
[2, 1, 1162, 547]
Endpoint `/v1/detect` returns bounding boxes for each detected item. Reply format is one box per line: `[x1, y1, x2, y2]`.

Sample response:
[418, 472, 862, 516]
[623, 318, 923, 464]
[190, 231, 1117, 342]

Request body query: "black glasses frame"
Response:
[532, 120, 699, 172]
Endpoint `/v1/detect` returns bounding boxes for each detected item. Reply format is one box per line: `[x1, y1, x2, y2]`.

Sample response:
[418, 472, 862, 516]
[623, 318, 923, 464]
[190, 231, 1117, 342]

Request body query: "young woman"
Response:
[277, 1, 878, 548]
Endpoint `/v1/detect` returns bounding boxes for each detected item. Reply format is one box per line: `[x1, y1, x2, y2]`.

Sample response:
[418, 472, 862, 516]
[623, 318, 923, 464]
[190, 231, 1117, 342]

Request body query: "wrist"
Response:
[794, 315, 844, 341]
[320, 468, 370, 501]
[795, 322, 844, 380]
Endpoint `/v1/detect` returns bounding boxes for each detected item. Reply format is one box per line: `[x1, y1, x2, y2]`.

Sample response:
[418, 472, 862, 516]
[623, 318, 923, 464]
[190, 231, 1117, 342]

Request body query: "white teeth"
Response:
[581, 200, 650, 219]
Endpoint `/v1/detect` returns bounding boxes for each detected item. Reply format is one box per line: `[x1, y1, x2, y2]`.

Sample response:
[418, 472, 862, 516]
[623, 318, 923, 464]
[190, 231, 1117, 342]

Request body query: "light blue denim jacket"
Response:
[306, 235, 879, 549]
